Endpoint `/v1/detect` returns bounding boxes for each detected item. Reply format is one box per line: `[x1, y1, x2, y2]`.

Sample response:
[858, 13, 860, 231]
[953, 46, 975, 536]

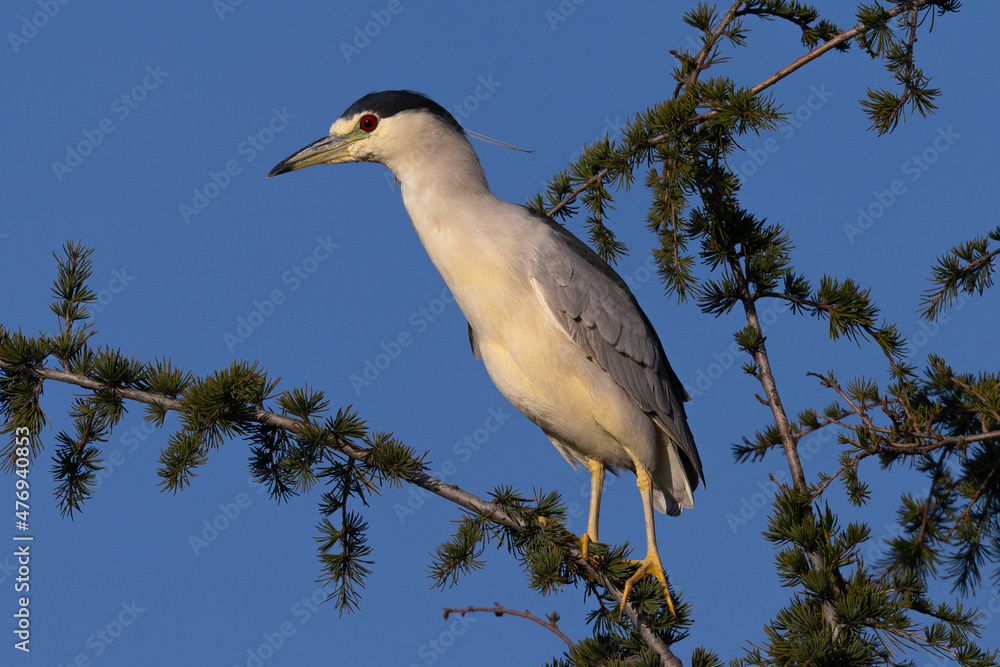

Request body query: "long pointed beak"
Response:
[267, 132, 358, 178]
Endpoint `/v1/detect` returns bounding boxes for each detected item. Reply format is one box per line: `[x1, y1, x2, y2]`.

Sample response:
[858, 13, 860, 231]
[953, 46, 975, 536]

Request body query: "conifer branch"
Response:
[723, 253, 844, 639]
[919, 234, 1000, 322]
[543, 0, 944, 224]
[671, 0, 746, 98]
[546, 170, 608, 220]
[806, 372, 1000, 453]
[0, 357, 684, 667]
[943, 465, 999, 543]
[748, 0, 939, 99]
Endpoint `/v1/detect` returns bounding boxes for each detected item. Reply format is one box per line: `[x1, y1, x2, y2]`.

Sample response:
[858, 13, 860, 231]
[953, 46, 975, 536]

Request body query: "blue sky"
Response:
[3, 2, 1000, 665]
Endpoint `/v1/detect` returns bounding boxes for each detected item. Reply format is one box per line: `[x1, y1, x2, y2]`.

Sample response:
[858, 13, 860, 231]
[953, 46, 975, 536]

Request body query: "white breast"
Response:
[403, 191, 654, 471]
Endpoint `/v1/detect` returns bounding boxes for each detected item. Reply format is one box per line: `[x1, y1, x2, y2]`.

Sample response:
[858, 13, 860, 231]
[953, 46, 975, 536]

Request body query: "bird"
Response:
[267, 90, 704, 613]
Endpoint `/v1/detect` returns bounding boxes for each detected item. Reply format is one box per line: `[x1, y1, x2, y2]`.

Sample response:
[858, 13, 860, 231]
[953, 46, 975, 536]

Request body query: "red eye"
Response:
[359, 114, 378, 132]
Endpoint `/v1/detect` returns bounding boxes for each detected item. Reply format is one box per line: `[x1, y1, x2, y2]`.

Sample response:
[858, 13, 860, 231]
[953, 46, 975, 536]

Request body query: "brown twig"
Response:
[748, 1, 937, 98]
[545, 168, 608, 219]
[914, 448, 950, 551]
[720, 248, 844, 637]
[805, 372, 1000, 453]
[443, 602, 577, 650]
[672, 0, 745, 98]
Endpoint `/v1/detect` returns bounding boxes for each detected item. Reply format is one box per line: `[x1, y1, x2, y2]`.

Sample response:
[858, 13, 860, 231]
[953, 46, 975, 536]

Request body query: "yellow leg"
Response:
[620, 463, 675, 616]
[580, 458, 605, 559]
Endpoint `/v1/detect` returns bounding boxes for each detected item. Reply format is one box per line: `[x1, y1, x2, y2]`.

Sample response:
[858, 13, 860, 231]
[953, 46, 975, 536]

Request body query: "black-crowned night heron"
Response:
[268, 90, 704, 612]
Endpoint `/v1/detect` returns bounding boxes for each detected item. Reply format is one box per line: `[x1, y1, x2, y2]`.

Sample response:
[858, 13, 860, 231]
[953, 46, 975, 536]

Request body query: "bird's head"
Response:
[267, 90, 467, 178]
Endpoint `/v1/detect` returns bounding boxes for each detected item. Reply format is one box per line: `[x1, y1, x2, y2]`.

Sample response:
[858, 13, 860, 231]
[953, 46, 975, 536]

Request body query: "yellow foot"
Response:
[621, 554, 675, 617]
[580, 533, 592, 560]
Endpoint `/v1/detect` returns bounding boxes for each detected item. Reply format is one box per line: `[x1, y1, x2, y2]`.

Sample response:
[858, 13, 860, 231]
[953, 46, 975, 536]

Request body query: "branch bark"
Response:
[545, 0, 940, 221]
[748, 0, 938, 97]
[443, 602, 577, 650]
[0, 359, 685, 667]
[724, 255, 843, 639]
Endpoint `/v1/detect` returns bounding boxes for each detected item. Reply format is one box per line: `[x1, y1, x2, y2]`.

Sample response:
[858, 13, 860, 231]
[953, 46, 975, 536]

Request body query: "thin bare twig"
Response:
[545, 168, 608, 219]
[805, 372, 1000, 453]
[914, 448, 950, 551]
[443, 602, 577, 650]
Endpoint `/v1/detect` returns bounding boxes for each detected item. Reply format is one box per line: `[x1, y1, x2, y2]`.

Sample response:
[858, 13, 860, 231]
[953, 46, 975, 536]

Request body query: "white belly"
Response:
[405, 192, 658, 473]
[462, 280, 657, 474]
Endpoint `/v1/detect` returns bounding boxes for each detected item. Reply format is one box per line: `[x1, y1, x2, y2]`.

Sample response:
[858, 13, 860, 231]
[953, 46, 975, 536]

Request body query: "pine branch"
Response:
[724, 251, 844, 639]
[806, 371, 1000, 454]
[542, 0, 942, 225]
[919, 228, 1000, 322]
[545, 169, 608, 220]
[943, 465, 998, 542]
[0, 357, 685, 667]
[671, 1, 746, 98]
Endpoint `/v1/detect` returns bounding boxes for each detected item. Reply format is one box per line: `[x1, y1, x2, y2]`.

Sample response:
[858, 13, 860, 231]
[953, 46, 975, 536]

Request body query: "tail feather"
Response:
[652, 437, 697, 516]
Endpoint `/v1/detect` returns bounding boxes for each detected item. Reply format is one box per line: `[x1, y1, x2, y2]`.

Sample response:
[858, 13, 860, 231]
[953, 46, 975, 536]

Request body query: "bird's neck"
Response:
[390, 136, 498, 238]
[387, 136, 526, 304]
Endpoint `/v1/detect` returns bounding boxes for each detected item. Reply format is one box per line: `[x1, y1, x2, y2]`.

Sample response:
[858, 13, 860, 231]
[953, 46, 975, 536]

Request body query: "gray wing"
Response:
[525, 207, 704, 488]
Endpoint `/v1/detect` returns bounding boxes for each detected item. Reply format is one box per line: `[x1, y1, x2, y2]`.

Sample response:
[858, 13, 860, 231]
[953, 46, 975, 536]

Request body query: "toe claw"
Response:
[619, 554, 675, 617]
